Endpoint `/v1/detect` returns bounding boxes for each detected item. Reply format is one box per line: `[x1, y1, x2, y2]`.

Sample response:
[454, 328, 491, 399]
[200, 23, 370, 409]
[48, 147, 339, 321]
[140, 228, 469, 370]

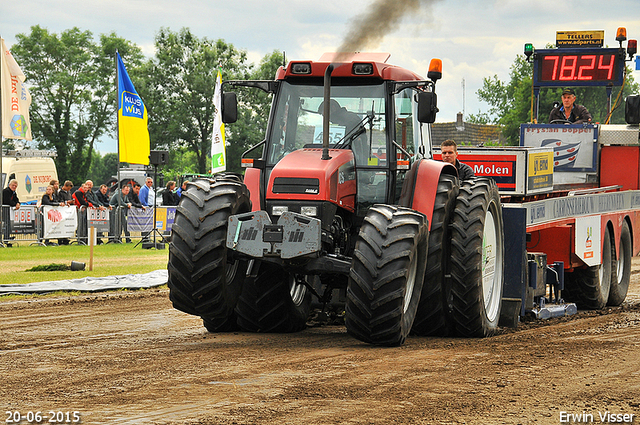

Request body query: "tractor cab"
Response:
[224, 53, 440, 220]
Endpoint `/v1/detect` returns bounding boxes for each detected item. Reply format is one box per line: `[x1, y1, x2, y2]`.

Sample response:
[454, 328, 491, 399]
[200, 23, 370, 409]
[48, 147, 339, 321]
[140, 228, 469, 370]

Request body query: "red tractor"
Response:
[167, 53, 504, 346]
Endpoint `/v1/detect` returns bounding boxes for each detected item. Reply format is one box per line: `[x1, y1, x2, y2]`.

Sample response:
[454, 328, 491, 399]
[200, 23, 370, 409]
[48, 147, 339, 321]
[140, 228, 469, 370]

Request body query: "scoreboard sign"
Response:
[533, 47, 625, 87]
[433, 147, 553, 195]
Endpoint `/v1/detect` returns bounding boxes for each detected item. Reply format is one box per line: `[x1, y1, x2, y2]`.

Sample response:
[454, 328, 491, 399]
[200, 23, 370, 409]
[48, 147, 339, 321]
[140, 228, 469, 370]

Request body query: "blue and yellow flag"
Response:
[117, 52, 149, 165]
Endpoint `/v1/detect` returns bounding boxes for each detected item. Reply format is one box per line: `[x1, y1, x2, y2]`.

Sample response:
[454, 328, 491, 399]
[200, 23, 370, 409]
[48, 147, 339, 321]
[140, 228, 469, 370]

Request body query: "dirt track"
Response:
[2, 261, 640, 425]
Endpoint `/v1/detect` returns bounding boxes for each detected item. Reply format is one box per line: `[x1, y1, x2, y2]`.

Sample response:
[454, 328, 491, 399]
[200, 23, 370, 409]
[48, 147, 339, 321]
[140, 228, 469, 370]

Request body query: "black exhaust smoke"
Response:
[335, 0, 441, 62]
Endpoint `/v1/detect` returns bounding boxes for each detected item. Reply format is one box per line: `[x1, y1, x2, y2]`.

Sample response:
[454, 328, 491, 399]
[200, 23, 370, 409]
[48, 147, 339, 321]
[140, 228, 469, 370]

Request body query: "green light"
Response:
[524, 43, 534, 61]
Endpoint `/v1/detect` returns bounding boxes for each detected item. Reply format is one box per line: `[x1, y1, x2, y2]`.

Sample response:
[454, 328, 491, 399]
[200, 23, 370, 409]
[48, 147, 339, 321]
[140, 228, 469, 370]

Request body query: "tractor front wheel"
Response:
[345, 205, 429, 346]
[167, 176, 251, 331]
[235, 261, 313, 333]
[448, 178, 504, 337]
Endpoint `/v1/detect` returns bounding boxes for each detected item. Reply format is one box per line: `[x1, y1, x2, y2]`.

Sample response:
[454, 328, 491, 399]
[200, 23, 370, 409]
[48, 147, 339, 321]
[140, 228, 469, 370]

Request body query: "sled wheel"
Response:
[608, 221, 632, 306]
[565, 226, 613, 309]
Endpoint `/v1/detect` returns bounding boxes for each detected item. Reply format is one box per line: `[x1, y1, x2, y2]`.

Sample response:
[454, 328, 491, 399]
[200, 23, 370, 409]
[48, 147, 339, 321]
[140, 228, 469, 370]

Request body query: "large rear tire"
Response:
[345, 205, 429, 346]
[608, 221, 632, 306]
[412, 173, 459, 336]
[167, 176, 251, 331]
[448, 178, 504, 337]
[564, 226, 613, 309]
[235, 261, 313, 333]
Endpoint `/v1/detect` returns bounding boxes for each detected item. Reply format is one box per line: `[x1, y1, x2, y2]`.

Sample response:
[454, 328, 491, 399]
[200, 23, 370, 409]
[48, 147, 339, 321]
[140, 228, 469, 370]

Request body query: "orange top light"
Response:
[429, 58, 442, 73]
[616, 27, 627, 42]
[427, 58, 442, 82]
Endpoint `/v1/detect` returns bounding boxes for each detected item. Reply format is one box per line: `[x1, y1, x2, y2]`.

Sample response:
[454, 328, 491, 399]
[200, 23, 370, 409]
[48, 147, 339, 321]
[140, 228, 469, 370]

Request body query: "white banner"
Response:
[1, 38, 32, 140]
[211, 69, 226, 173]
[43, 206, 78, 239]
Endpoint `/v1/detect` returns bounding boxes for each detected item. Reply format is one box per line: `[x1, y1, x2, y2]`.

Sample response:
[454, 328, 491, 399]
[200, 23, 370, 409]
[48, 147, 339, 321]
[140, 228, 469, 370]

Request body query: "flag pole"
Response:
[0, 36, 5, 247]
[115, 50, 121, 192]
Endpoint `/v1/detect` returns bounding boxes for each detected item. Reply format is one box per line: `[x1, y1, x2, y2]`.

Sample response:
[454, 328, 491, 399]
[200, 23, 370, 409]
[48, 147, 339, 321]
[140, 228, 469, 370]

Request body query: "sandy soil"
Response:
[2, 260, 640, 425]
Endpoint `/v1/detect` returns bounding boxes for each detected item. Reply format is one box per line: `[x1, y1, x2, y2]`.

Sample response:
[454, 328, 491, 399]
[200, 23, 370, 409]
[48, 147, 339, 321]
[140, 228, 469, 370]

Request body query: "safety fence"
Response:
[0, 205, 176, 246]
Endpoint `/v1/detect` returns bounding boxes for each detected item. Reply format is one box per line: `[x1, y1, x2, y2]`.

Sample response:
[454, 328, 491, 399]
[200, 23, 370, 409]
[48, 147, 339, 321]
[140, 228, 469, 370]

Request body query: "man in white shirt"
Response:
[139, 177, 155, 207]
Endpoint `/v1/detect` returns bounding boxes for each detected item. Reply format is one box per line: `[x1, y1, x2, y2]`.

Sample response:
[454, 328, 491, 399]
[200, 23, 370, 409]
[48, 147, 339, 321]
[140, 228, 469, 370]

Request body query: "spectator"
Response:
[177, 180, 188, 198]
[50, 179, 61, 202]
[2, 179, 20, 209]
[2, 179, 20, 246]
[440, 139, 475, 181]
[110, 185, 134, 243]
[73, 183, 94, 209]
[84, 180, 106, 211]
[139, 177, 155, 207]
[130, 183, 146, 210]
[162, 181, 180, 206]
[97, 184, 112, 208]
[58, 181, 74, 206]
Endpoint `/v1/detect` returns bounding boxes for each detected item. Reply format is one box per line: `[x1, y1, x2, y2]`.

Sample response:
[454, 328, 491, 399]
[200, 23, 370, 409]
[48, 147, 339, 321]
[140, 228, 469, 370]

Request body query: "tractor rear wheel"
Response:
[235, 261, 313, 333]
[608, 221, 632, 306]
[564, 226, 613, 309]
[345, 205, 429, 346]
[448, 178, 504, 337]
[167, 175, 251, 331]
[412, 173, 458, 336]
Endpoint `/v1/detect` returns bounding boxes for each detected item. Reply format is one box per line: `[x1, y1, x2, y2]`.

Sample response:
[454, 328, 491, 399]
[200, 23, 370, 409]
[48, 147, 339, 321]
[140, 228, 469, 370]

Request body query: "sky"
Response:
[3, 0, 640, 154]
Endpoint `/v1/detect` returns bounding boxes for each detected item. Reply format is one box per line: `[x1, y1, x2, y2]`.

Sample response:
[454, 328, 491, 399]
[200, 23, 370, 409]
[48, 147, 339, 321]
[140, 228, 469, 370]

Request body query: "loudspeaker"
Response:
[625, 95, 640, 125]
[149, 150, 169, 165]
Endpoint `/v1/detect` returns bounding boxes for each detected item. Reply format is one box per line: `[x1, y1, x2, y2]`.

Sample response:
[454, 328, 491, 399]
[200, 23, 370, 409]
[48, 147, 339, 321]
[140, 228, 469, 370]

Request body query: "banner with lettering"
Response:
[127, 207, 153, 232]
[42, 206, 77, 238]
[117, 52, 150, 165]
[1, 38, 32, 140]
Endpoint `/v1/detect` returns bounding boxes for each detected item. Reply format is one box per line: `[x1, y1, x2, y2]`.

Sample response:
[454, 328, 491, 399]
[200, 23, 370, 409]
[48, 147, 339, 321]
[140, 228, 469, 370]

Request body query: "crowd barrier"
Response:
[0, 205, 176, 246]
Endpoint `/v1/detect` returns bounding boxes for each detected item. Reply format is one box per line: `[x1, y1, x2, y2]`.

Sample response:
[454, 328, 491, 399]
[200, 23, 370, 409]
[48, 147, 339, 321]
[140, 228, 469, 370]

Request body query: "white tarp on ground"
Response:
[0, 269, 168, 295]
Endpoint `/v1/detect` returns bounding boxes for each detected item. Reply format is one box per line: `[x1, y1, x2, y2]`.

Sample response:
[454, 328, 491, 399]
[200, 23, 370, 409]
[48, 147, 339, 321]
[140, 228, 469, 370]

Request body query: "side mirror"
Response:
[417, 92, 438, 123]
[222, 92, 238, 123]
[625, 95, 640, 125]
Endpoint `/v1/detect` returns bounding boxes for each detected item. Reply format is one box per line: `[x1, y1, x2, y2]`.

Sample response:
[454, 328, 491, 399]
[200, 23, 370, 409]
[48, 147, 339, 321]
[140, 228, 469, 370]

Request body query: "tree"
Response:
[10, 26, 143, 183]
[141, 28, 250, 174]
[472, 54, 639, 144]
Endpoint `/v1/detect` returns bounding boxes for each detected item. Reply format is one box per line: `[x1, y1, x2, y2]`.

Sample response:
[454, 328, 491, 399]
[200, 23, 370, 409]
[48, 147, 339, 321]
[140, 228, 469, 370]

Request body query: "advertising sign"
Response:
[42, 206, 77, 238]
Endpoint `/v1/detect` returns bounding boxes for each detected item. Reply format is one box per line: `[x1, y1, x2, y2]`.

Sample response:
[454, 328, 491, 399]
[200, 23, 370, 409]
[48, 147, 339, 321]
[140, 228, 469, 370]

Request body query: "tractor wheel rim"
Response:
[290, 275, 307, 306]
[404, 248, 418, 314]
[482, 206, 502, 323]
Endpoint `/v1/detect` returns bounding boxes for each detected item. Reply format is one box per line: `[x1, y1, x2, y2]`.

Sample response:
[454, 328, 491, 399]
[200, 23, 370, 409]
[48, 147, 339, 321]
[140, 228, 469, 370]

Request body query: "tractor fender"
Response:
[399, 158, 457, 229]
[244, 167, 262, 211]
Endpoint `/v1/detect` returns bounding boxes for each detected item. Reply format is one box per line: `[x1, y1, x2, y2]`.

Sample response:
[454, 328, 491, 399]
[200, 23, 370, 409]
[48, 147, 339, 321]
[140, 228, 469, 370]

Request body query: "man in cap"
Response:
[549, 88, 592, 124]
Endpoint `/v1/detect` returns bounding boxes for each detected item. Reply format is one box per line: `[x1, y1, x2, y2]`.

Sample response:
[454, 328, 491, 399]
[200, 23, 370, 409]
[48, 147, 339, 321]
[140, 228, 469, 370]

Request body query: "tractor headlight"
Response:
[300, 206, 317, 217]
[272, 206, 288, 216]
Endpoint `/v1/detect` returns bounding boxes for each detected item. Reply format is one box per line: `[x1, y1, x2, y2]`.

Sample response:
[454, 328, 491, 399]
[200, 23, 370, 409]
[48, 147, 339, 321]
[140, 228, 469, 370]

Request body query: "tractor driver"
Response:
[319, 99, 368, 164]
[440, 139, 475, 181]
[548, 88, 592, 124]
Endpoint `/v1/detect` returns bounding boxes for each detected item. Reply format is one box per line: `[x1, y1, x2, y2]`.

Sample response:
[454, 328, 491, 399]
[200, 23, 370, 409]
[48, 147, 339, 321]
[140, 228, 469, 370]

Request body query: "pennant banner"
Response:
[1, 38, 32, 140]
[117, 52, 150, 165]
[211, 69, 226, 174]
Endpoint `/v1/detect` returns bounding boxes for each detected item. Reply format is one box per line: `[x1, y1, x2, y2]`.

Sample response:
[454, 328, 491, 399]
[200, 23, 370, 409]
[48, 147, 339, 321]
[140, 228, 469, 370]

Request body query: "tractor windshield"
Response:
[266, 82, 387, 166]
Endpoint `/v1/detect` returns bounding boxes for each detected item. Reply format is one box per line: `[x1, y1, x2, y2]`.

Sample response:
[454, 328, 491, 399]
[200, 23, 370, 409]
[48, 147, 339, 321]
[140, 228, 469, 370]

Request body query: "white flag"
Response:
[1, 38, 32, 140]
[211, 69, 226, 174]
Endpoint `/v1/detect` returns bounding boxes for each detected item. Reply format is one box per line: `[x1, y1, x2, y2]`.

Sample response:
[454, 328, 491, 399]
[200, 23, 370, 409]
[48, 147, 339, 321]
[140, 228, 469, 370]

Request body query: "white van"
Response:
[1, 150, 58, 204]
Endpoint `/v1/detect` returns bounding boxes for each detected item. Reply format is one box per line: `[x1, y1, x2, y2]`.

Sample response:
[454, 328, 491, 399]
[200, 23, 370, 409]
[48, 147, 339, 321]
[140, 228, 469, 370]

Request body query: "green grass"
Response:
[0, 243, 169, 285]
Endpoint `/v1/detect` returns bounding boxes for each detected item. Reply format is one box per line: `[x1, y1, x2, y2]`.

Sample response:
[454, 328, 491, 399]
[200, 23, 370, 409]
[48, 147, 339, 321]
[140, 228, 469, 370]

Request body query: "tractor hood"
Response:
[266, 148, 356, 212]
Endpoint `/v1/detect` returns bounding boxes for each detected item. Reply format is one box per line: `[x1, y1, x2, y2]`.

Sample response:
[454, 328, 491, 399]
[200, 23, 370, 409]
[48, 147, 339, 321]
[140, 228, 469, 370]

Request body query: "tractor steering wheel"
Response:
[549, 119, 572, 125]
